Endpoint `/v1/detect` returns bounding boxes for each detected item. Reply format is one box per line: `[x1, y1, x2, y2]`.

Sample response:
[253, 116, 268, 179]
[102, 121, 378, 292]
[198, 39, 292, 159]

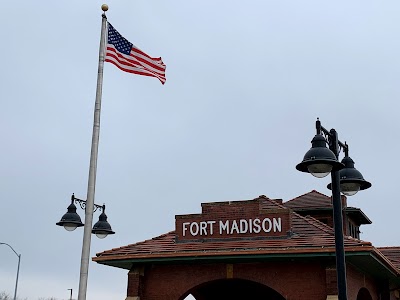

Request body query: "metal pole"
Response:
[68, 289, 73, 300]
[77, 12, 107, 300]
[0, 243, 21, 300]
[14, 254, 20, 300]
[329, 129, 348, 300]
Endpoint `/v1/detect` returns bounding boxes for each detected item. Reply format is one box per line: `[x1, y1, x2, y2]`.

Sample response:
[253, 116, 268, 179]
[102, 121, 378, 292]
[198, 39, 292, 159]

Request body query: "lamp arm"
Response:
[316, 119, 349, 158]
[71, 194, 104, 212]
[0, 242, 20, 257]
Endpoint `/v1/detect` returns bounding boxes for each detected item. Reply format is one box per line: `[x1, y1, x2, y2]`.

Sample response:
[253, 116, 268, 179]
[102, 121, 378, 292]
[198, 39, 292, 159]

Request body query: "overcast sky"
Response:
[1, 1, 400, 300]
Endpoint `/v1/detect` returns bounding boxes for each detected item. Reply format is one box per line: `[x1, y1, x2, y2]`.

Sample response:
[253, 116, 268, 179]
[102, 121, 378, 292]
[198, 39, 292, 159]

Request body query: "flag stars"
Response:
[107, 23, 132, 55]
[105, 22, 166, 84]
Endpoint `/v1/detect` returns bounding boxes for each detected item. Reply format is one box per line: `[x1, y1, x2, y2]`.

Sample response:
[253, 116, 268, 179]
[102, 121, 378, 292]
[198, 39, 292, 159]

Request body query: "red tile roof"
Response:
[284, 190, 333, 209]
[377, 247, 400, 270]
[94, 195, 372, 263]
[283, 190, 372, 225]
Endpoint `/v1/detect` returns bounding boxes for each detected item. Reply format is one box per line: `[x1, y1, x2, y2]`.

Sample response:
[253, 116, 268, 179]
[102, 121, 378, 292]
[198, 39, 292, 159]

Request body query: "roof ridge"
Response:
[258, 196, 288, 210]
[285, 190, 330, 204]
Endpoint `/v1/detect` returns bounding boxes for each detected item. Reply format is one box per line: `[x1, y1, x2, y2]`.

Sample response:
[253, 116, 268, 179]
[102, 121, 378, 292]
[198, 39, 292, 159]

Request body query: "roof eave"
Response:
[93, 246, 375, 270]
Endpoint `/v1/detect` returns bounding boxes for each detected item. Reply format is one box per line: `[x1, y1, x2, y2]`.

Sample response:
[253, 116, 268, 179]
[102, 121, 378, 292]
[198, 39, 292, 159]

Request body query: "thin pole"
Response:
[329, 129, 348, 300]
[77, 12, 107, 300]
[0, 243, 21, 300]
[14, 254, 20, 300]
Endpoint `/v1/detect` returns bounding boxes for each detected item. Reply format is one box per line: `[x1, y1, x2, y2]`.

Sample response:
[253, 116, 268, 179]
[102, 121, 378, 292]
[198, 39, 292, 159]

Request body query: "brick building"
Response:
[93, 190, 400, 300]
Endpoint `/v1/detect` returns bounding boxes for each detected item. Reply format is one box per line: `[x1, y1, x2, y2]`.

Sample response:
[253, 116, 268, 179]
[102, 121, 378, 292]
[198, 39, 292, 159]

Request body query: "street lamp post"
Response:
[296, 118, 371, 300]
[0, 242, 21, 300]
[56, 194, 115, 300]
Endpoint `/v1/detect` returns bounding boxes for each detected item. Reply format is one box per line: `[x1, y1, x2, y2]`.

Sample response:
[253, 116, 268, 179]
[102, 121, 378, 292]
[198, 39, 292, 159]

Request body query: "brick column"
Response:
[326, 267, 338, 299]
[126, 266, 145, 300]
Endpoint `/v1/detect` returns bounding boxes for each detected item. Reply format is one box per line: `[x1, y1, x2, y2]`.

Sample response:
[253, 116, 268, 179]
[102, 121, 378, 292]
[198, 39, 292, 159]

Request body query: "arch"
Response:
[179, 278, 286, 300]
[356, 287, 372, 300]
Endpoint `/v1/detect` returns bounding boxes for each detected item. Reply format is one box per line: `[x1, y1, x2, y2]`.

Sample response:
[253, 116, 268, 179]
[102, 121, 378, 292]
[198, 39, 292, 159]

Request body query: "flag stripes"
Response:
[105, 22, 166, 84]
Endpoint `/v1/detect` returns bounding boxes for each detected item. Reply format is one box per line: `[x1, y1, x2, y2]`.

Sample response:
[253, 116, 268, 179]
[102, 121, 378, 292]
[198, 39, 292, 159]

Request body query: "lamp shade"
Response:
[92, 208, 115, 239]
[327, 156, 371, 196]
[296, 134, 344, 178]
[56, 202, 84, 231]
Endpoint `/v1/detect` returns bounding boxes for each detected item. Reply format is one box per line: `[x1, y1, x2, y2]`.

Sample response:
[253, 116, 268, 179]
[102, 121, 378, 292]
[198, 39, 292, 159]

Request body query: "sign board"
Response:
[175, 198, 291, 242]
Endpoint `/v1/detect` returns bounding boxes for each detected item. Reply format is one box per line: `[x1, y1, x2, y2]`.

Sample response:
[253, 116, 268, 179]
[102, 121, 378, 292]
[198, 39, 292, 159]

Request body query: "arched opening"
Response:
[182, 278, 286, 300]
[356, 287, 372, 300]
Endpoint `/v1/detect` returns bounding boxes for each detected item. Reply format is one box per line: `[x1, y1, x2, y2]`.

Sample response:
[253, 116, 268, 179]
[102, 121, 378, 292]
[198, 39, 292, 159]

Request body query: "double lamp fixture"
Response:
[56, 194, 115, 239]
[296, 118, 371, 300]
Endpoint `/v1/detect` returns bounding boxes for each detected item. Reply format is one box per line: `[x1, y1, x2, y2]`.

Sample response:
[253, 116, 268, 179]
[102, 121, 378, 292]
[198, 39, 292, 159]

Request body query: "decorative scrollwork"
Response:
[75, 199, 86, 210]
[93, 204, 103, 213]
[73, 195, 104, 213]
[321, 130, 330, 141]
[338, 143, 343, 155]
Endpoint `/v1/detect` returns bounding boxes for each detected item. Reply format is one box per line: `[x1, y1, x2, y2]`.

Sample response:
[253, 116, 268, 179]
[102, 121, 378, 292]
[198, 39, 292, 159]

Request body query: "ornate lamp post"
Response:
[56, 193, 114, 300]
[296, 118, 371, 300]
[57, 194, 115, 238]
[0, 242, 21, 300]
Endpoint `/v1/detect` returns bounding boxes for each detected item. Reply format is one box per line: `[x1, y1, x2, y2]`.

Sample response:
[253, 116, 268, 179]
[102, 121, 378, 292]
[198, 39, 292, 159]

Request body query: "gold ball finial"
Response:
[101, 4, 109, 12]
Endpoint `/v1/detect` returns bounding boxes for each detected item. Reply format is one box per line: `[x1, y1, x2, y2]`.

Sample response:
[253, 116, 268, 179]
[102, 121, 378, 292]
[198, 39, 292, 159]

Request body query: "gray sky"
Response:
[1, 1, 400, 299]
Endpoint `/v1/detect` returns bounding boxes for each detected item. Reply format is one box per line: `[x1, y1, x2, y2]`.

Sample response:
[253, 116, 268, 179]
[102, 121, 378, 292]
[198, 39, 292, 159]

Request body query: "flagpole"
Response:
[77, 5, 108, 300]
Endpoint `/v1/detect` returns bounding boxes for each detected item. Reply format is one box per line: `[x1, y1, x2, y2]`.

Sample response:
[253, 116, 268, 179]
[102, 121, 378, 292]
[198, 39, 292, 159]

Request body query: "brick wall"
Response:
[128, 261, 330, 300]
[346, 264, 379, 300]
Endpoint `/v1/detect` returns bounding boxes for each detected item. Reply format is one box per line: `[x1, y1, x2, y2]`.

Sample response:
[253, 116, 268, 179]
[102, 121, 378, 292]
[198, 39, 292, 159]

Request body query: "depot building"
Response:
[93, 190, 400, 300]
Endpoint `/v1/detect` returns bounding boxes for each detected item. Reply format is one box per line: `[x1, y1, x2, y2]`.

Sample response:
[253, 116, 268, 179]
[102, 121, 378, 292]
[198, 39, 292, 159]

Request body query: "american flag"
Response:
[105, 22, 166, 84]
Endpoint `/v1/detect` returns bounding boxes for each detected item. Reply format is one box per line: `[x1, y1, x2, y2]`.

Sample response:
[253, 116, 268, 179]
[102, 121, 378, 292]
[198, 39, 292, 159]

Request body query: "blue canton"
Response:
[107, 23, 132, 55]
